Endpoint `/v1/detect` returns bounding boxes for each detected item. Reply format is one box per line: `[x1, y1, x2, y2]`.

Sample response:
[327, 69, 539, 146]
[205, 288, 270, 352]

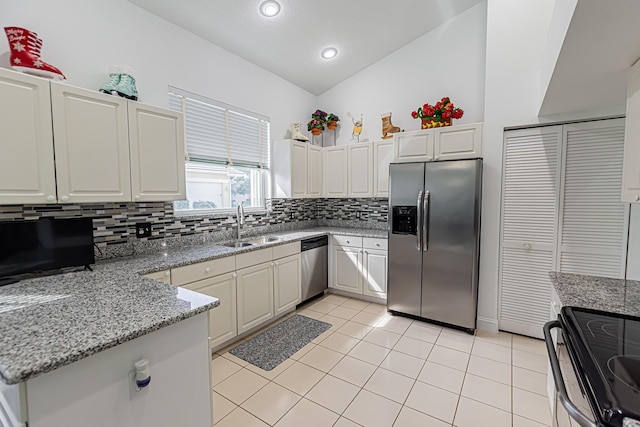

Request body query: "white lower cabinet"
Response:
[146, 241, 301, 347]
[330, 236, 388, 300]
[333, 246, 363, 294]
[183, 272, 238, 349]
[362, 249, 388, 299]
[274, 253, 302, 315]
[236, 261, 275, 334]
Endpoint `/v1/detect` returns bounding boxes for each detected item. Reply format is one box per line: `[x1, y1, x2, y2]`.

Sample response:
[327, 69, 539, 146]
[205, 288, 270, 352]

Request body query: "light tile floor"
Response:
[211, 294, 552, 427]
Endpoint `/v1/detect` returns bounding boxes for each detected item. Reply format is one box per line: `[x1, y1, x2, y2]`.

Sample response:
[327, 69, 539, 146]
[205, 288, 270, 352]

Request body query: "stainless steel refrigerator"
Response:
[387, 159, 482, 332]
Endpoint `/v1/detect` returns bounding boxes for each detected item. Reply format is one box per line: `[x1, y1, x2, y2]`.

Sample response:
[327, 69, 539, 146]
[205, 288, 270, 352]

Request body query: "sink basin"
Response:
[248, 236, 280, 244]
[219, 241, 254, 248]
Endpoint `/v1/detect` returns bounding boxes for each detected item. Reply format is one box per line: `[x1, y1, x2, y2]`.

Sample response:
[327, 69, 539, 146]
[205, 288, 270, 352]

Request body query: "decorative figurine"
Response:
[347, 112, 363, 143]
[381, 112, 402, 139]
[4, 26, 66, 80]
[290, 123, 309, 141]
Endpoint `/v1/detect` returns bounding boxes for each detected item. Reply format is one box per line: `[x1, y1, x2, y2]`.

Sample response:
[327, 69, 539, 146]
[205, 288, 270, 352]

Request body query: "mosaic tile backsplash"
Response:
[0, 198, 388, 259]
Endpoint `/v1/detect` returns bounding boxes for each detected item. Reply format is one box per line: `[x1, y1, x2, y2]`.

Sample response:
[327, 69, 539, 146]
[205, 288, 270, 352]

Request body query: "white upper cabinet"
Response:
[394, 130, 434, 162]
[272, 139, 322, 198]
[128, 103, 186, 202]
[622, 60, 640, 203]
[323, 146, 348, 198]
[307, 145, 323, 197]
[434, 123, 483, 161]
[348, 144, 373, 197]
[51, 82, 132, 203]
[0, 69, 185, 205]
[373, 140, 393, 197]
[0, 68, 57, 204]
[393, 123, 483, 163]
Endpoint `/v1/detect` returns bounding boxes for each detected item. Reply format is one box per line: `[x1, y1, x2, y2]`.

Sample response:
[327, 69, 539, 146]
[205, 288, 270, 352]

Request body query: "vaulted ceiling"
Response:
[128, 0, 483, 95]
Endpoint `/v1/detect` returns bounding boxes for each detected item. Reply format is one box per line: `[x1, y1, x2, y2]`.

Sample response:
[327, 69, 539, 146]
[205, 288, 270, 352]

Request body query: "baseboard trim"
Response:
[476, 316, 499, 333]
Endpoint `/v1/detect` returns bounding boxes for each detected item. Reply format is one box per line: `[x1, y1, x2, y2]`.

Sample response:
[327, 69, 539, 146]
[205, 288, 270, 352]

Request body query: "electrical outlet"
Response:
[356, 211, 361, 219]
[136, 223, 152, 238]
[290, 212, 295, 220]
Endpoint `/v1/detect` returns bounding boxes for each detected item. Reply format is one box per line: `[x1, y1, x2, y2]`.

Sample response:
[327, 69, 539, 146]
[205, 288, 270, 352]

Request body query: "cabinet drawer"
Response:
[333, 235, 363, 247]
[363, 238, 387, 251]
[273, 241, 300, 259]
[144, 269, 172, 284]
[171, 256, 236, 286]
[236, 247, 273, 270]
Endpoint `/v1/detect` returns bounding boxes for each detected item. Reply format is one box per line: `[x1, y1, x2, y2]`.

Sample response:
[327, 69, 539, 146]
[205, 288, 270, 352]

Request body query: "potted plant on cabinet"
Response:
[411, 97, 464, 129]
[326, 113, 340, 130]
[307, 109, 327, 135]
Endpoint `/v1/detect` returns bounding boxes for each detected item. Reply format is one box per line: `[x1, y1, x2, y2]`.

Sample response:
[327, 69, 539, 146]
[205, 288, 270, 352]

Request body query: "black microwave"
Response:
[0, 217, 95, 285]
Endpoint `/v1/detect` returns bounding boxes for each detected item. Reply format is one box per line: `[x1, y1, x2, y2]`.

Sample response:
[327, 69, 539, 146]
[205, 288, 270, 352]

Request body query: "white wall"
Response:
[0, 0, 316, 141]
[316, 3, 487, 146]
[627, 205, 640, 281]
[478, 0, 556, 331]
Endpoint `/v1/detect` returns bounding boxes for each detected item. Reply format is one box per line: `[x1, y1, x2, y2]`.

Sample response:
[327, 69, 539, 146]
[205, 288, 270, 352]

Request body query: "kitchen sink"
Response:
[247, 236, 280, 244]
[219, 241, 254, 248]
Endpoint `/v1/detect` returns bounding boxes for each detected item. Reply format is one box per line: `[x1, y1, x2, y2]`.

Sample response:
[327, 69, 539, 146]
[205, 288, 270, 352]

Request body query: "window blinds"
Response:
[168, 87, 270, 169]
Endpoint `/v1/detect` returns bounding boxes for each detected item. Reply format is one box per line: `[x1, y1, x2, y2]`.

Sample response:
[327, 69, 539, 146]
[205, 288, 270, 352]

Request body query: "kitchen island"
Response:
[0, 265, 219, 427]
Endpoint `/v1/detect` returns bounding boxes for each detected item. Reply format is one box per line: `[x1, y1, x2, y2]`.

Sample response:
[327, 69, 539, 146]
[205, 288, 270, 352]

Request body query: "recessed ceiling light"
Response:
[321, 47, 338, 60]
[260, 1, 281, 17]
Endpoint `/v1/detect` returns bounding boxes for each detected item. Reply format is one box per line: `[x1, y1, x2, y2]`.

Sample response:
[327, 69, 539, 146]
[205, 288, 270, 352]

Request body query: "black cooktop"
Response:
[562, 306, 640, 426]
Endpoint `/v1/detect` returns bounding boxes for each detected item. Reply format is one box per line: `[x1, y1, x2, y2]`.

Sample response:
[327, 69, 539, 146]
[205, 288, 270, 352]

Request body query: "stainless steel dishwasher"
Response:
[300, 236, 328, 303]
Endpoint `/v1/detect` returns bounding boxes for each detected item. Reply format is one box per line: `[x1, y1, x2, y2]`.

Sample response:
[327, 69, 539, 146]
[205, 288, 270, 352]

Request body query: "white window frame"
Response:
[168, 87, 271, 217]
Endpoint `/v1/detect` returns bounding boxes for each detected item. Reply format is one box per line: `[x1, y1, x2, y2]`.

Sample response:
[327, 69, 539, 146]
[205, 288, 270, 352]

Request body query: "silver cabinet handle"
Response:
[232, 272, 237, 278]
[416, 190, 423, 251]
[164, 271, 170, 277]
[61, 195, 69, 202]
[47, 195, 55, 202]
[422, 191, 430, 252]
[543, 321, 597, 427]
[205, 267, 211, 273]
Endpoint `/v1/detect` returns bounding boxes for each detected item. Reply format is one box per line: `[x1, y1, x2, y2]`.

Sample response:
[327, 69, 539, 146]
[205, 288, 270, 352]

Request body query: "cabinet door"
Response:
[291, 142, 307, 197]
[0, 69, 57, 204]
[348, 143, 373, 197]
[499, 126, 562, 339]
[394, 130, 434, 163]
[374, 141, 394, 197]
[558, 120, 627, 278]
[623, 61, 640, 203]
[274, 254, 301, 315]
[307, 145, 322, 197]
[129, 103, 186, 202]
[236, 262, 274, 334]
[332, 246, 363, 294]
[323, 146, 348, 197]
[363, 249, 387, 299]
[183, 272, 238, 349]
[51, 82, 131, 203]
[434, 123, 483, 161]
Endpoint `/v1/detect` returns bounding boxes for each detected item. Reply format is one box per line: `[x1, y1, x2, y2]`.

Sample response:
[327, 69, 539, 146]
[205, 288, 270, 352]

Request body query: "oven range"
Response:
[545, 307, 640, 427]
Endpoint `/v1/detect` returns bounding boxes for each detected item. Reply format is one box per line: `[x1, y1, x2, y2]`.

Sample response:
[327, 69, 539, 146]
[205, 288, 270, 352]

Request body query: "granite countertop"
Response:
[0, 226, 385, 385]
[549, 272, 640, 317]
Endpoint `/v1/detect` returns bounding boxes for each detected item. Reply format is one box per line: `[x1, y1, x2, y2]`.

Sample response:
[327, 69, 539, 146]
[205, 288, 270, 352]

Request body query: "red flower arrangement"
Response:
[411, 97, 464, 128]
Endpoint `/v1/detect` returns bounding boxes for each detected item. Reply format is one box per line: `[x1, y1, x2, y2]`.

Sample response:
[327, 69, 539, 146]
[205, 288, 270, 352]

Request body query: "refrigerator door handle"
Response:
[416, 190, 423, 251]
[423, 190, 430, 252]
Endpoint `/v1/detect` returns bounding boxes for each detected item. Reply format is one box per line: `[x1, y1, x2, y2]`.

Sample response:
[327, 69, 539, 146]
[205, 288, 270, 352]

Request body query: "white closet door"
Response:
[558, 119, 627, 278]
[499, 126, 562, 338]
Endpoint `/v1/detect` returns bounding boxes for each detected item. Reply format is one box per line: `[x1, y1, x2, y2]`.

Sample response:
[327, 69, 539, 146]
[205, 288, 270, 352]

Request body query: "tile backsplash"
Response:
[0, 198, 388, 258]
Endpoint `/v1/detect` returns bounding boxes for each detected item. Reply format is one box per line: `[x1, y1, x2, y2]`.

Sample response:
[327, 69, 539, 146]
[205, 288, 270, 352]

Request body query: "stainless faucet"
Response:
[236, 203, 245, 240]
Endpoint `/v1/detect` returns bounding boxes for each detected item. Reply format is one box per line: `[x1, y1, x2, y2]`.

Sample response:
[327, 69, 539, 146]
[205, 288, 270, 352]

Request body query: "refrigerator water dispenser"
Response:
[391, 206, 417, 235]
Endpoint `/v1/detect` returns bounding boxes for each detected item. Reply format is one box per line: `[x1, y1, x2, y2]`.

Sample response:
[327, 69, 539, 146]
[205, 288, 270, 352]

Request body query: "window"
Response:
[168, 87, 270, 214]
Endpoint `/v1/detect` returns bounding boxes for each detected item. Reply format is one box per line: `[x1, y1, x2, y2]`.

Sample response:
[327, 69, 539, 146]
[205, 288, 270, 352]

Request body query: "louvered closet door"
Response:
[558, 120, 628, 278]
[499, 126, 562, 339]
